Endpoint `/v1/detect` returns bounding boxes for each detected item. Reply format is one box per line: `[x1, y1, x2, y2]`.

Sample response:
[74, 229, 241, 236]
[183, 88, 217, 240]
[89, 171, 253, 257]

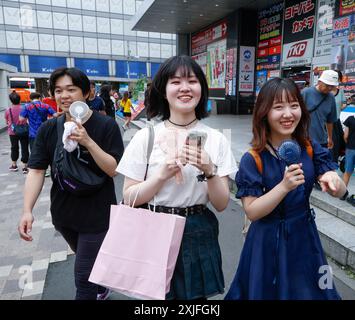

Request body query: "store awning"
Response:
[132, 0, 280, 34]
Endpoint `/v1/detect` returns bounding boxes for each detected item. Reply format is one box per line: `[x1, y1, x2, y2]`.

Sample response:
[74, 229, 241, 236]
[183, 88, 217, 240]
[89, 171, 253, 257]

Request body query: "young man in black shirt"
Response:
[18, 67, 124, 300]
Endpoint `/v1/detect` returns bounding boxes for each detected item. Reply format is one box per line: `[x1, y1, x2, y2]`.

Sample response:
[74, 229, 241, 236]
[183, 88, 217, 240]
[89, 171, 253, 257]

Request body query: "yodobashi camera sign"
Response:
[282, 39, 314, 66]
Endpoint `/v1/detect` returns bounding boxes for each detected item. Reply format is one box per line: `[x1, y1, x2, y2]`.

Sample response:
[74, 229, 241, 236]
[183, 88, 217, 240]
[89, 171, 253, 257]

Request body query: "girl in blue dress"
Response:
[225, 78, 348, 300]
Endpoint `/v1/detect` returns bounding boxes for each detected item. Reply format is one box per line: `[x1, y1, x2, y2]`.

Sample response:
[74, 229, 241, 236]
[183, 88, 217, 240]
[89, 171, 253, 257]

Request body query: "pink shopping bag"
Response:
[89, 204, 186, 300]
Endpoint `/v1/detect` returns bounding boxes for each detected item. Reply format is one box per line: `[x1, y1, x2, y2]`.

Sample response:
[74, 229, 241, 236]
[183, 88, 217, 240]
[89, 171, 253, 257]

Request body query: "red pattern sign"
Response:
[191, 20, 227, 55]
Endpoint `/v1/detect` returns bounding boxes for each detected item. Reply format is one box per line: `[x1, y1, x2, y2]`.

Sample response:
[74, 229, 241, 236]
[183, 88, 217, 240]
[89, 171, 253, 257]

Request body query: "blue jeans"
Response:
[345, 148, 355, 173]
[55, 225, 107, 300]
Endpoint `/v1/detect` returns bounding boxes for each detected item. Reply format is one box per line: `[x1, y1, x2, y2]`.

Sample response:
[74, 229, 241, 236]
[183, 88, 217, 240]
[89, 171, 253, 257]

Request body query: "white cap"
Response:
[318, 70, 339, 86]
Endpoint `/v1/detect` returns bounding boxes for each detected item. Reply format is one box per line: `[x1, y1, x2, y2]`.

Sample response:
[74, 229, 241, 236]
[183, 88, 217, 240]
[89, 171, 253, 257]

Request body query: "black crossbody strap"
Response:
[9, 108, 15, 125]
[143, 124, 155, 181]
[309, 95, 327, 113]
[56, 114, 66, 147]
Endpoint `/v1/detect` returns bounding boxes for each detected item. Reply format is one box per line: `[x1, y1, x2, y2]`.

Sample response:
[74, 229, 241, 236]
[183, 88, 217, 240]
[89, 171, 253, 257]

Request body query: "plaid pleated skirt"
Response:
[166, 207, 224, 300]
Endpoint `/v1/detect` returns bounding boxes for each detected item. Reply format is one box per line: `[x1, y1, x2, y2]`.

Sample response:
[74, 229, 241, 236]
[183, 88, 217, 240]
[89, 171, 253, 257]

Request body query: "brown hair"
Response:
[251, 77, 310, 152]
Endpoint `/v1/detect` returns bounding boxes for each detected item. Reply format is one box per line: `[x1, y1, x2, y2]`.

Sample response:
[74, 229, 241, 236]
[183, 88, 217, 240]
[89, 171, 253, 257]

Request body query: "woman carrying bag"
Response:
[116, 55, 237, 300]
[4, 91, 29, 173]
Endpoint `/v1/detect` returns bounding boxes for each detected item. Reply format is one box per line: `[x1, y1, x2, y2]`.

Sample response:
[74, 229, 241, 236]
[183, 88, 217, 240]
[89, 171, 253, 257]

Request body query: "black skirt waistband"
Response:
[148, 204, 207, 217]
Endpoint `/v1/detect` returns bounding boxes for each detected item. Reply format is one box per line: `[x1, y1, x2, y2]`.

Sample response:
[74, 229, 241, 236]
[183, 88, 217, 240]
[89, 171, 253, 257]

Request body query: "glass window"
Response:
[85, 0, 96, 11]
[137, 42, 148, 57]
[161, 44, 172, 58]
[98, 38, 111, 54]
[124, 20, 136, 37]
[39, 33, 54, 51]
[149, 32, 160, 39]
[37, 11, 53, 29]
[53, 12, 68, 30]
[6, 31, 23, 49]
[83, 16, 97, 33]
[23, 32, 39, 50]
[110, 19, 123, 35]
[96, 0, 109, 12]
[54, 0, 67, 6]
[55, 35, 69, 51]
[149, 43, 161, 58]
[111, 39, 124, 56]
[68, 14, 83, 31]
[110, 0, 123, 14]
[67, 0, 82, 9]
[123, 0, 135, 15]
[84, 37, 98, 54]
[4, 7, 20, 26]
[70, 36, 84, 53]
[36, 0, 51, 5]
[0, 31, 6, 48]
[97, 17, 110, 34]
[128, 41, 137, 57]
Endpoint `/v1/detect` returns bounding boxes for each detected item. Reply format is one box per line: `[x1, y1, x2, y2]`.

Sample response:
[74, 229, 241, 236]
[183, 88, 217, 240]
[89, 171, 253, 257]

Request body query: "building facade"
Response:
[0, 0, 176, 99]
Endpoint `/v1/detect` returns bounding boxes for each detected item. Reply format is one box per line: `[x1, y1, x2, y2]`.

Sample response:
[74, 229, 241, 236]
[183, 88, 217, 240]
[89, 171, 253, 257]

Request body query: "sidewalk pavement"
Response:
[0, 114, 354, 299]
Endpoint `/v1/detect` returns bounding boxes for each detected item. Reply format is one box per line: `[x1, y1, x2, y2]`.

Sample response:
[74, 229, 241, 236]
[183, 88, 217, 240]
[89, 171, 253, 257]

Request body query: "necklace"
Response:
[167, 118, 197, 128]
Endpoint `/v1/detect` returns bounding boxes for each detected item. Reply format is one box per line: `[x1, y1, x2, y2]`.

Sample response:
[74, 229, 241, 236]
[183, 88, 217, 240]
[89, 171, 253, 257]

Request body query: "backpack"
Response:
[52, 115, 107, 196]
[248, 140, 314, 174]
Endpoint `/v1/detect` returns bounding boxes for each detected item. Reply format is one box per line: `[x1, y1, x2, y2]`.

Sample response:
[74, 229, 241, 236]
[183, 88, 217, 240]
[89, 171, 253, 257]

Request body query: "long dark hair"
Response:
[251, 77, 310, 152]
[147, 55, 209, 120]
[99, 84, 112, 104]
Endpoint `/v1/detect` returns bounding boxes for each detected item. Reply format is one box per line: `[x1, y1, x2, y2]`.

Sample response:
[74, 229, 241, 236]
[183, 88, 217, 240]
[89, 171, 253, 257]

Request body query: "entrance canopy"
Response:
[132, 0, 280, 33]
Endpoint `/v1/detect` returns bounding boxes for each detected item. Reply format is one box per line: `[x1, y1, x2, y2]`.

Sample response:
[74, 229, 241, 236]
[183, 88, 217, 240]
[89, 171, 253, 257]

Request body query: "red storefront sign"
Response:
[191, 20, 227, 55]
[269, 45, 282, 55]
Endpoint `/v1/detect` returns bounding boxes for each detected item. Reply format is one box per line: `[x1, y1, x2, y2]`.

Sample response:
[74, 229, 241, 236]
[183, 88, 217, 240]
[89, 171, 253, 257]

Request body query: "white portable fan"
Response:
[69, 101, 89, 124]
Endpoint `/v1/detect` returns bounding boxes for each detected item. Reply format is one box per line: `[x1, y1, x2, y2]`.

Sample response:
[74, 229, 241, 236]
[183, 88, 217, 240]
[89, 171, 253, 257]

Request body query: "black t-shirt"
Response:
[87, 96, 105, 112]
[28, 112, 124, 233]
[344, 115, 355, 150]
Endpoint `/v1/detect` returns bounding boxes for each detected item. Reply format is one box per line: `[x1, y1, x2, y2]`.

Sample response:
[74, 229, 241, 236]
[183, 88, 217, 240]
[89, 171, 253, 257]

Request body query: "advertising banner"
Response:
[116, 60, 129, 78]
[0, 54, 21, 71]
[256, 70, 268, 95]
[29, 55, 66, 73]
[75, 58, 109, 76]
[339, 0, 355, 16]
[331, 16, 350, 72]
[225, 48, 237, 96]
[239, 46, 255, 92]
[345, 15, 355, 76]
[151, 63, 161, 78]
[191, 20, 227, 56]
[283, 0, 316, 44]
[314, 0, 336, 58]
[282, 38, 314, 66]
[257, 2, 283, 71]
[206, 39, 226, 89]
[192, 52, 207, 75]
[128, 61, 147, 79]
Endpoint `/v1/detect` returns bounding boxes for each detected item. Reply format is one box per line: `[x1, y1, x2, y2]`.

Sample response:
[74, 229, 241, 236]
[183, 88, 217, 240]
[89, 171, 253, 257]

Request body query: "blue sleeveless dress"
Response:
[225, 141, 341, 300]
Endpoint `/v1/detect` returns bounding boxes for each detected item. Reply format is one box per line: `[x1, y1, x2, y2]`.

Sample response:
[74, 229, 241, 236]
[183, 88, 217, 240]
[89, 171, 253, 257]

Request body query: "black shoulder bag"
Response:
[9, 108, 29, 137]
[53, 115, 107, 196]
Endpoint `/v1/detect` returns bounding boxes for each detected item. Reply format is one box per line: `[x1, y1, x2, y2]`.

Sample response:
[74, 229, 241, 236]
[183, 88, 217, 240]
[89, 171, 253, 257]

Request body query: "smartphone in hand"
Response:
[186, 130, 207, 148]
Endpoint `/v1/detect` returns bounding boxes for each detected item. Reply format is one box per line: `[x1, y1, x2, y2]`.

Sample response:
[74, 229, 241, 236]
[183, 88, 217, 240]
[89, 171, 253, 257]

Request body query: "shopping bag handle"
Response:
[128, 184, 141, 208]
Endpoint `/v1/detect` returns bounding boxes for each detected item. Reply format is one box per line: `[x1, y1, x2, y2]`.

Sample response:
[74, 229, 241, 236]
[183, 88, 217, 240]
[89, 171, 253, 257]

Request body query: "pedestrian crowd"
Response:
[1, 54, 352, 300]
